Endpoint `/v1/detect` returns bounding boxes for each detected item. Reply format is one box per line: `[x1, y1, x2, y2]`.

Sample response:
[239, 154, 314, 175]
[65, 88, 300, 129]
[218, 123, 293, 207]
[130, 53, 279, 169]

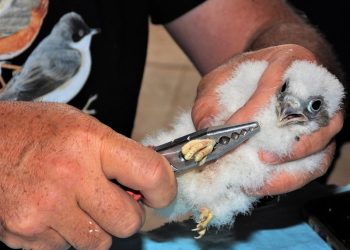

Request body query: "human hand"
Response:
[192, 44, 344, 196]
[0, 102, 176, 250]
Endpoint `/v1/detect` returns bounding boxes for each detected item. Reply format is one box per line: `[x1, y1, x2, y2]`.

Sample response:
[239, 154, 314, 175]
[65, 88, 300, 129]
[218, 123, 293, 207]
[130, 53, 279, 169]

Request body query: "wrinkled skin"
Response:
[192, 44, 343, 195]
[0, 102, 176, 250]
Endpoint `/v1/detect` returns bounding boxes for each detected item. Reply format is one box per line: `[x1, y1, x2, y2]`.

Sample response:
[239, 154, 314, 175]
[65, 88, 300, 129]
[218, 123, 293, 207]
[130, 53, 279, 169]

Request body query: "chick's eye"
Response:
[280, 80, 288, 93]
[308, 99, 322, 113]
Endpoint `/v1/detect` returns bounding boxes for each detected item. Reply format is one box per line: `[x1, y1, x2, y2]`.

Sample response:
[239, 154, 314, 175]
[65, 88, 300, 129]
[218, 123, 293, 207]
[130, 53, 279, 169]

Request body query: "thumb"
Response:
[191, 97, 218, 130]
[99, 128, 177, 208]
[251, 143, 335, 196]
[192, 64, 235, 129]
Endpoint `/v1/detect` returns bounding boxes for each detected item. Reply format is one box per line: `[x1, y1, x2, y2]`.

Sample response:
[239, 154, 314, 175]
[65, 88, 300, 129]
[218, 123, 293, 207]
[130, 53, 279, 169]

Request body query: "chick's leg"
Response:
[192, 208, 213, 239]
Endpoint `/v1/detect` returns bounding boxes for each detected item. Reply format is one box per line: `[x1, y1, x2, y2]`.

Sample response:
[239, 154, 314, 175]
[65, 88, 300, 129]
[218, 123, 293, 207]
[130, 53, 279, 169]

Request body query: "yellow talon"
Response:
[181, 139, 216, 163]
[192, 208, 213, 239]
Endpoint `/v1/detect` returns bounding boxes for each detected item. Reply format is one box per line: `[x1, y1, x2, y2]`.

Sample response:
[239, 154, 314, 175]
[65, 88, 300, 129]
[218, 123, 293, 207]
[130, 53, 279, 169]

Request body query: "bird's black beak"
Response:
[277, 99, 308, 127]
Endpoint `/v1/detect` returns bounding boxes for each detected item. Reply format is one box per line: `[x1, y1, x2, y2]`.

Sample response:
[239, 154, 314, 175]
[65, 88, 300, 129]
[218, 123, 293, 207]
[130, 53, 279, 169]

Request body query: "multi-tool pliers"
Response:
[155, 122, 260, 173]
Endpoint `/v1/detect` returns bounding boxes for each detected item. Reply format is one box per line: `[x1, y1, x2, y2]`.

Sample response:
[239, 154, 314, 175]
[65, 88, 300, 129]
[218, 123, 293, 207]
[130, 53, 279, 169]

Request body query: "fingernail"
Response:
[197, 117, 214, 129]
[126, 190, 143, 201]
[260, 152, 279, 164]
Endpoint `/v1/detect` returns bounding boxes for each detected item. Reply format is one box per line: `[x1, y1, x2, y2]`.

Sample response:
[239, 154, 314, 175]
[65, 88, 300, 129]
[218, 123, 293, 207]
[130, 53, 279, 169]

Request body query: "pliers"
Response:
[127, 122, 260, 201]
[155, 121, 260, 173]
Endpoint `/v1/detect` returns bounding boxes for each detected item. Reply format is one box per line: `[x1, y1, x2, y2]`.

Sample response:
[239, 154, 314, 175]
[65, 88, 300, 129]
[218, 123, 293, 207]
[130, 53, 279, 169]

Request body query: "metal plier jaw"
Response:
[154, 122, 260, 174]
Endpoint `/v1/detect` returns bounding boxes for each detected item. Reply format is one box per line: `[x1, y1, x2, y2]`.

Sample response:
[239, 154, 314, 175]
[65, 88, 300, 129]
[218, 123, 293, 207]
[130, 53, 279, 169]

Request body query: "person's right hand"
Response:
[192, 44, 343, 196]
[0, 102, 176, 250]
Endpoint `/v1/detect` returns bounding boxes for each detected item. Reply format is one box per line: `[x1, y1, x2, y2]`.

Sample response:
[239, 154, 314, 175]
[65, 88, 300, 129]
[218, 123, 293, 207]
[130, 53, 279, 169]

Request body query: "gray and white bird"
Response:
[142, 60, 345, 238]
[0, 11, 99, 103]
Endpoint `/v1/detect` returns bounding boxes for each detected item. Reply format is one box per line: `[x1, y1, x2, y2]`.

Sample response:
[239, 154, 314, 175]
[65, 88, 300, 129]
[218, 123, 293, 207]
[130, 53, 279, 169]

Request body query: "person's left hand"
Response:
[192, 44, 344, 196]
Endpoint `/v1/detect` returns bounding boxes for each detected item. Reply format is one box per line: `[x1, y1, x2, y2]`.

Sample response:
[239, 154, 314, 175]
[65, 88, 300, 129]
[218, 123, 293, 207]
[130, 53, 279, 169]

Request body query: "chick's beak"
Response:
[277, 98, 308, 127]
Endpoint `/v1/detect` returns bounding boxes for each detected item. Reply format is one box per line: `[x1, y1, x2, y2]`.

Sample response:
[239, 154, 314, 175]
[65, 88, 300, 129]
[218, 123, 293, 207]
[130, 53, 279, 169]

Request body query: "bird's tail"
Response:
[0, 81, 17, 101]
[0, 74, 20, 100]
[0, 88, 18, 100]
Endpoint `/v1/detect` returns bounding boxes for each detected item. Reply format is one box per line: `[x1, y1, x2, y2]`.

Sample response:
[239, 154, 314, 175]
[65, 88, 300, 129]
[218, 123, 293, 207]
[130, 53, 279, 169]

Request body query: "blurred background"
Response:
[132, 25, 199, 142]
[132, 24, 349, 186]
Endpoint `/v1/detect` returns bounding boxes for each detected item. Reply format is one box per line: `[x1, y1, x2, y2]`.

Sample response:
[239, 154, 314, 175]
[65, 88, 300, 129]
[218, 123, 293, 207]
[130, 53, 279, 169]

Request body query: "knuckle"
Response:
[8, 217, 42, 237]
[283, 44, 316, 60]
[75, 233, 112, 250]
[56, 112, 100, 146]
[197, 77, 208, 91]
[154, 193, 175, 209]
[110, 203, 144, 238]
[52, 158, 82, 182]
[1, 237, 22, 250]
[191, 99, 205, 120]
[117, 213, 143, 238]
[93, 235, 112, 250]
[42, 159, 82, 195]
[143, 155, 168, 187]
[193, 95, 209, 111]
[191, 100, 215, 128]
[318, 163, 329, 176]
[157, 172, 176, 208]
[140, 155, 176, 207]
[36, 188, 67, 215]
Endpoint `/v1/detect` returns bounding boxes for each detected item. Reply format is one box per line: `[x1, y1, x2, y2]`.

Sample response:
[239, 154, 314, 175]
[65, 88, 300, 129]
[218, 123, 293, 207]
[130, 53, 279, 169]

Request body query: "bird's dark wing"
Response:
[6, 47, 81, 101]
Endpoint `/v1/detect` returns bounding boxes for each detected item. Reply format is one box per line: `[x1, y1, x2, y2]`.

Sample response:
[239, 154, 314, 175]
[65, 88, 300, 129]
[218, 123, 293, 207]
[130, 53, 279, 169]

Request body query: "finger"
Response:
[260, 112, 343, 164]
[251, 143, 335, 196]
[0, 231, 24, 249]
[192, 65, 233, 129]
[34, 229, 70, 250]
[227, 50, 316, 124]
[51, 205, 112, 250]
[191, 94, 218, 129]
[100, 130, 177, 208]
[0, 220, 29, 249]
[77, 176, 145, 238]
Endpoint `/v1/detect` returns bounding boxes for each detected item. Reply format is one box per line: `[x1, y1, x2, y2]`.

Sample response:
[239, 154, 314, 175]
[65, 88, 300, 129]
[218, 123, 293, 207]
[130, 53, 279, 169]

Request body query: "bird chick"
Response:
[142, 60, 345, 238]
